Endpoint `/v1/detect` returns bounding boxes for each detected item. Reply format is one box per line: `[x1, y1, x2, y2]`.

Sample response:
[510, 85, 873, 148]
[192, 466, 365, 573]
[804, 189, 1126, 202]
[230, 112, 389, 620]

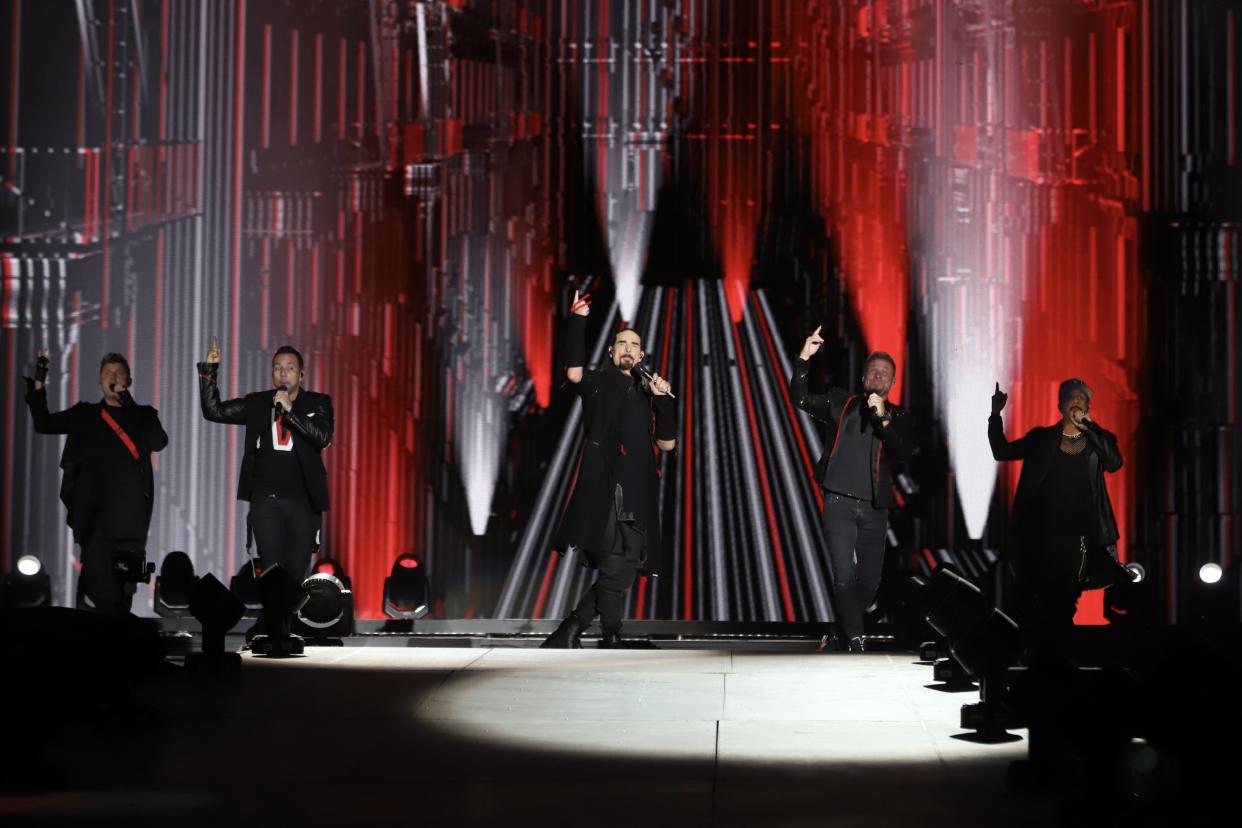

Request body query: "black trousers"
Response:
[249, 493, 320, 581]
[821, 492, 889, 641]
[77, 539, 143, 614]
[571, 551, 640, 636]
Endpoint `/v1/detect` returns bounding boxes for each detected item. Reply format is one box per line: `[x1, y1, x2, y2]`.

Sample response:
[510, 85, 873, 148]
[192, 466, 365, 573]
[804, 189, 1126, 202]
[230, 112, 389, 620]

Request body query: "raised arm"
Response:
[197, 337, 246, 424]
[24, 349, 75, 434]
[789, 326, 834, 423]
[564, 290, 591, 385]
[987, 382, 1034, 461]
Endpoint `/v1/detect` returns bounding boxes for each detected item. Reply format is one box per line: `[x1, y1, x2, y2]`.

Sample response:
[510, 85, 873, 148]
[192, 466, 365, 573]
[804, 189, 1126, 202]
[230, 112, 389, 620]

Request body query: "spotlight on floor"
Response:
[384, 553, 430, 620]
[1, 555, 52, 608]
[1198, 563, 1223, 584]
[294, 570, 354, 643]
[312, 557, 352, 589]
[1105, 562, 1157, 628]
[1124, 562, 1146, 583]
[154, 551, 196, 617]
[911, 568, 1023, 742]
[186, 573, 246, 674]
[250, 564, 309, 657]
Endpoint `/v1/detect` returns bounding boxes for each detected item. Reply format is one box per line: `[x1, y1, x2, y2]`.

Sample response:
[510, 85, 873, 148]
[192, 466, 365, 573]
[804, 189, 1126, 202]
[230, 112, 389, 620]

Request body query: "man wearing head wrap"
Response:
[988, 378, 1130, 647]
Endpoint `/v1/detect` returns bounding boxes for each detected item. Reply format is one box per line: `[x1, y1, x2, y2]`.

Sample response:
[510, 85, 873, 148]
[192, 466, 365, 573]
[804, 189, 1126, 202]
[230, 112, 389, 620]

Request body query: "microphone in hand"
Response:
[274, 384, 290, 413]
[634, 362, 676, 399]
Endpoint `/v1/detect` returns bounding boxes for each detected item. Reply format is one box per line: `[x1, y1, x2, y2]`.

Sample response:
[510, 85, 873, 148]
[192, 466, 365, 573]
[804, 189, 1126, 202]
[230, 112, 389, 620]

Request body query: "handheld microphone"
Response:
[274, 384, 289, 413]
[635, 363, 676, 399]
[112, 384, 136, 407]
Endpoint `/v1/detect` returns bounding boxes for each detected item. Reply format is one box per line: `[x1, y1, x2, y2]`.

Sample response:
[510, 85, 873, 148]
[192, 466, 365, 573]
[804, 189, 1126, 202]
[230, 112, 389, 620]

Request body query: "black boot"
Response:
[599, 629, 623, 649]
[847, 635, 867, 653]
[540, 615, 585, 649]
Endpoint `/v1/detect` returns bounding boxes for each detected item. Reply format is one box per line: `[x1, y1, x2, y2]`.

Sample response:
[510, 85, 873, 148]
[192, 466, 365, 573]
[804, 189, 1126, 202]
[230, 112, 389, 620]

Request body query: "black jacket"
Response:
[553, 316, 676, 576]
[197, 362, 334, 513]
[25, 386, 168, 543]
[988, 414, 1129, 588]
[789, 358, 914, 508]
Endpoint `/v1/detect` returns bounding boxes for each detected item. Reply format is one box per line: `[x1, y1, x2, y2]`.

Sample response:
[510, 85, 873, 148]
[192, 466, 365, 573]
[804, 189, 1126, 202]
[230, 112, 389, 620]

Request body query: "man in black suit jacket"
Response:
[198, 338, 333, 580]
[25, 350, 168, 613]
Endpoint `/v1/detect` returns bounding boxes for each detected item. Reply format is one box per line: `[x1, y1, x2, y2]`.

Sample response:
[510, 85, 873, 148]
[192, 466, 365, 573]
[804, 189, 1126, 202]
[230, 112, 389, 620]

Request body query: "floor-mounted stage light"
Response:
[384, 553, 430, 619]
[1188, 561, 1239, 625]
[1105, 562, 1156, 628]
[154, 551, 196, 617]
[250, 564, 309, 657]
[312, 557, 352, 589]
[1, 555, 52, 609]
[294, 570, 355, 643]
[187, 573, 246, 674]
[229, 560, 262, 615]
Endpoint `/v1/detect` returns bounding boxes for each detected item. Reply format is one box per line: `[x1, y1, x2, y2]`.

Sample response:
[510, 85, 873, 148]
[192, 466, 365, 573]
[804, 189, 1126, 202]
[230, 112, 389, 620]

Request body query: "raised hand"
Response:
[570, 289, 591, 317]
[991, 382, 1008, 416]
[205, 335, 221, 364]
[31, 348, 51, 390]
[799, 325, 825, 361]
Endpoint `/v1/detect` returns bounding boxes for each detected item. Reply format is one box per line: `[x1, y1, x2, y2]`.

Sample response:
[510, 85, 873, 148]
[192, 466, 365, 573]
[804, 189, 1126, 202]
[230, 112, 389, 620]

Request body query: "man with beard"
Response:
[791, 326, 914, 652]
[25, 349, 168, 613]
[989, 378, 1130, 648]
[541, 290, 677, 648]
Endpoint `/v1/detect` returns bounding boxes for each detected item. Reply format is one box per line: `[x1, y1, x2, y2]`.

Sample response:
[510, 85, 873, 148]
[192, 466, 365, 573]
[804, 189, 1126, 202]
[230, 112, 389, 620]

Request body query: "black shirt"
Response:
[1036, 443, 1093, 537]
[87, 404, 151, 540]
[823, 401, 876, 501]
[252, 410, 308, 501]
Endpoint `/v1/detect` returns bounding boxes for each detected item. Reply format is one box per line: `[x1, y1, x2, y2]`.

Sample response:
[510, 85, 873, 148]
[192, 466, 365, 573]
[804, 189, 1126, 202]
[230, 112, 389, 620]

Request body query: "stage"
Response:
[2, 643, 1057, 827]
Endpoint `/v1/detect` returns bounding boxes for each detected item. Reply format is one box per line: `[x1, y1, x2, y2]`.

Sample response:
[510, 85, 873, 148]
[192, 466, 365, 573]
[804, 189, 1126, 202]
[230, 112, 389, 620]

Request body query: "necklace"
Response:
[1061, 430, 1084, 439]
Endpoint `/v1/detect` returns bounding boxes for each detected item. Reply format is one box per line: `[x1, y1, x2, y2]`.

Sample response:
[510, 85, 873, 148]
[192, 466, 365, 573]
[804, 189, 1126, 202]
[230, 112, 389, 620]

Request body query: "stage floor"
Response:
[5, 646, 1058, 826]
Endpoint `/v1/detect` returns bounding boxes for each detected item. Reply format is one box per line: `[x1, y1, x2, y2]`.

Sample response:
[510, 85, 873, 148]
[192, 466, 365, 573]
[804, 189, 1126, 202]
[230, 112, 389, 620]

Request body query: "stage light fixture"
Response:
[1124, 562, 1146, 583]
[1199, 563, 1223, 584]
[154, 551, 196, 617]
[312, 557, 352, 589]
[186, 573, 246, 674]
[384, 553, 430, 619]
[229, 559, 262, 614]
[2, 555, 52, 609]
[294, 571, 355, 641]
[249, 564, 309, 657]
[1105, 562, 1157, 628]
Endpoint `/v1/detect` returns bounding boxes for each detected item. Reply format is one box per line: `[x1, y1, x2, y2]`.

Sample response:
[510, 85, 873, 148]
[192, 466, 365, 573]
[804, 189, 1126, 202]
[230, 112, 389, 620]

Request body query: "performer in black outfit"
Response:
[198, 338, 333, 580]
[989, 379, 1130, 646]
[542, 290, 677, 649]
[24, 350, 168, 613]
[791, 326, 914, 652]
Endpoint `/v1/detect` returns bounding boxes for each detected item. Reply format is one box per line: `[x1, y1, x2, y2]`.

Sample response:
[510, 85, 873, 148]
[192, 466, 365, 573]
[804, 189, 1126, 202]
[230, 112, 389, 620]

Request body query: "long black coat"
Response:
[198, 363, 334, 513]
[988, 414, 1129, 588]
[554, 366, 669, 577]
[25, 387, 168, 543]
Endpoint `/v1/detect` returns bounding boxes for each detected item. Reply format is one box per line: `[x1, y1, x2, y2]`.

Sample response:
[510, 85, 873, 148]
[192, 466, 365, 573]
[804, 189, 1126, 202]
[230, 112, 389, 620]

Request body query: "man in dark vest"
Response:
[542, 290, 677, 648]
[989, 379, 1130, 648]
[25, 349, 168, 613]
[198, 338, 333, 581]
[791, 326, 915, 651]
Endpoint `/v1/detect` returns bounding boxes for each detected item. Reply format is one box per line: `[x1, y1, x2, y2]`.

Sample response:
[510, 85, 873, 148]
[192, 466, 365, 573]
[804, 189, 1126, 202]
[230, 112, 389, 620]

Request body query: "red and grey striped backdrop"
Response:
[1, 0, 1237, 623]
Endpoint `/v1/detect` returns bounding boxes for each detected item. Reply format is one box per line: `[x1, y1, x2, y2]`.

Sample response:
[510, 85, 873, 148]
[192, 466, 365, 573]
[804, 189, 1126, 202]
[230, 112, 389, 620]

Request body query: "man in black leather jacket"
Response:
[198, 338, 333, 580]
[790, 326, 914, 652]
[989, 378, 1130, 644]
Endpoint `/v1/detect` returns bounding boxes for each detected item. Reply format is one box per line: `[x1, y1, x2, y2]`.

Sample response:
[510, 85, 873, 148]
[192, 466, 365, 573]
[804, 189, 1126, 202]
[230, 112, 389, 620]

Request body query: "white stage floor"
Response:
[5, 647, 1059, 826]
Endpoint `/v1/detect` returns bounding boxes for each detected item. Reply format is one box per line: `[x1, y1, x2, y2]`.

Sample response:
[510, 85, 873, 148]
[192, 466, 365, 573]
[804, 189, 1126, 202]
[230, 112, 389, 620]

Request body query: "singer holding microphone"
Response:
[541, 290, 677, 649]
[790, 327, 914, 652]
[989, 378, 1130, 649]
[24, 350, 168, 613]
[198, 339, 333, 583]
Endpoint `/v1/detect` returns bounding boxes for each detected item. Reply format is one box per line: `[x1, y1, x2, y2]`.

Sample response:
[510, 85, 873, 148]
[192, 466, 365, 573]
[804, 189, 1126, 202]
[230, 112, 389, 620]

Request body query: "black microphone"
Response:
[274, 384, 289, 413]
[634, 362, 676, 399]
[112, 384, 136, 407]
